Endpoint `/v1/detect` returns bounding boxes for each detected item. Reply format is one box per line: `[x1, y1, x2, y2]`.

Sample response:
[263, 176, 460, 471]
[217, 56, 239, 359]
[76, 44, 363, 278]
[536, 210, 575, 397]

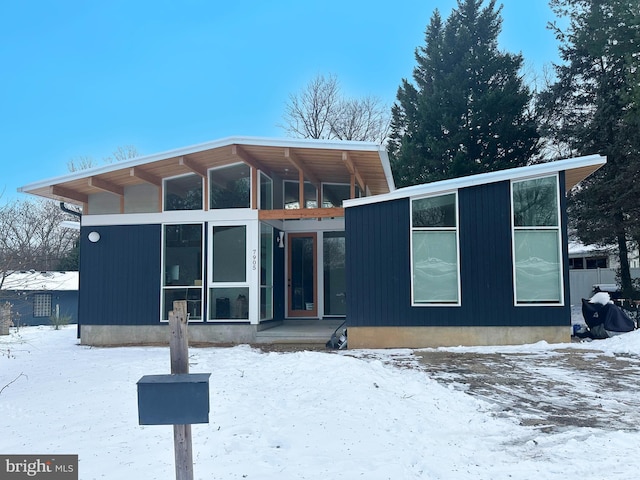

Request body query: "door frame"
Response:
[287, 232, 318, 318]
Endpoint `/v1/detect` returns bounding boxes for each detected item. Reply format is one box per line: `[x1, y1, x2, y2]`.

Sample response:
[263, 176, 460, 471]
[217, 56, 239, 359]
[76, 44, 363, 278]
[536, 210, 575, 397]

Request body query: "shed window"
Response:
[411, 193, 460, 305]
[33, 293, 52, 317]
[512, 175, 563, 304]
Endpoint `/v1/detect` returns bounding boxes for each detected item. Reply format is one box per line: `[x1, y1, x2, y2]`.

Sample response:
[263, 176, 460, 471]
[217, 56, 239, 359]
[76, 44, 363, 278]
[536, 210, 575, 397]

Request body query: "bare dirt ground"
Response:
[412, 347, 640, 432]
[253, 338, 640, 433]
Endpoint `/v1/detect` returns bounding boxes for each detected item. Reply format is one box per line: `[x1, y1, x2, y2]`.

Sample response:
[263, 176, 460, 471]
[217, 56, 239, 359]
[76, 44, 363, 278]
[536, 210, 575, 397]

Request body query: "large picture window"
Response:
[164, 174, 203, 211]
[411, 193, 460, 305]
[209, 224, 249, 321]
[162, 224, 203, 321]
[209, 164, 250, 209]
[512, 175, 563, 304]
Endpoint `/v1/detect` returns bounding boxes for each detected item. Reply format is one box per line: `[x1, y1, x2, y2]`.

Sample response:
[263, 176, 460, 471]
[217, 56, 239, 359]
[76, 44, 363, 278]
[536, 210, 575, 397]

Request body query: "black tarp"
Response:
[581, 298, 635, 339]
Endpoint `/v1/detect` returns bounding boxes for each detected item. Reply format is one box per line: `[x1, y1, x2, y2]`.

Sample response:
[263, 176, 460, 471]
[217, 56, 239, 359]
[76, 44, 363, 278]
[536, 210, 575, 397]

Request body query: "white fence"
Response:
[569, 268, 640, 304]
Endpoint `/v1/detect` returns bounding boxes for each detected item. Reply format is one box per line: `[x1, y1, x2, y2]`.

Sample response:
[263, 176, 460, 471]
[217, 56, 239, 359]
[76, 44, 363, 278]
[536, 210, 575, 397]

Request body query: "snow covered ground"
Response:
[2, 325, 640, 479]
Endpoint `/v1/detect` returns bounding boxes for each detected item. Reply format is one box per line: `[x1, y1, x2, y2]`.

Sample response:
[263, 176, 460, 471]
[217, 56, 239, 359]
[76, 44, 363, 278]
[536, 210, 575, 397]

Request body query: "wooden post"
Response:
[169, 300, 194, 480]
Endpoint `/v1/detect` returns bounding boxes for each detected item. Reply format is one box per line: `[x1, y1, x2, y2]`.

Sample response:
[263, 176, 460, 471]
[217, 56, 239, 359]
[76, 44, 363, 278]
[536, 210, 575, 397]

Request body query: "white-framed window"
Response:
[283, 181, 317, 209]
[208, 223, 250, 321]
[209, 163, 251, 209]
[260, 172, 273, 210]
[511, 175, 563, 305]
[321, 183, 360, 208]
[410, 192, 461, 305]
[163, 173, 203, 211]
[161, 223, 204, 321]
[260, 223, 274, 320]
[33, 293, 52, 317]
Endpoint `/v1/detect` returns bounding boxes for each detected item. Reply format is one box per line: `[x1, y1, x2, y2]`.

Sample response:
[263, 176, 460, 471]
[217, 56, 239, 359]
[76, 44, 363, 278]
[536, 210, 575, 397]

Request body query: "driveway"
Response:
[412, 347, 640, 432]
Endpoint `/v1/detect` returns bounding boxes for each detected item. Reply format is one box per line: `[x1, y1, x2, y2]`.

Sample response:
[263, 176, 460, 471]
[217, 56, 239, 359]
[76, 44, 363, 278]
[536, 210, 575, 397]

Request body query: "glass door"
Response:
[287, 233, 317, 317]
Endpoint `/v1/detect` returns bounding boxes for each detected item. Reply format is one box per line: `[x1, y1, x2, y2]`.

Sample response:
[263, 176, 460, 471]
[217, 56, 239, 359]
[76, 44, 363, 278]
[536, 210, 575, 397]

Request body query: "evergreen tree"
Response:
[388, 0, 540, 187]
[539, 0, 640, 296]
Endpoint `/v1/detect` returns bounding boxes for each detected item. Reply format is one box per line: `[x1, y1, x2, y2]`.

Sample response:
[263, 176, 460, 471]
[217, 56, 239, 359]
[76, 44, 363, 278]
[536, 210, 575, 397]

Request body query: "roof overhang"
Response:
[344, 154, 606, 208]
[18, 136, 395, 205]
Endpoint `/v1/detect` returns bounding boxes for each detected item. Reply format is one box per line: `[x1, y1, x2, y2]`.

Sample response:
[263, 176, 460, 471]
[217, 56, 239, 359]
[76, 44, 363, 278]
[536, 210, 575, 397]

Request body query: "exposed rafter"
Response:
[130, 167, 162, 186]
[342, 152, 366, 193]
[231, 145, 271, 175]
[88, 176, 124, 196]
[179, 157, 207, 178]
[284, 148, 320, 186]
[51, 185, 88, 204]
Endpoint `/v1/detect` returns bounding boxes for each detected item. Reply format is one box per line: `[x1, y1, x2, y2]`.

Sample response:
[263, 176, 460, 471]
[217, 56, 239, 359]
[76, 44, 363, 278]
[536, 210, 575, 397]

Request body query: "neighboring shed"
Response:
[0, 271, 79, 327]
[344, 155, 606, 348]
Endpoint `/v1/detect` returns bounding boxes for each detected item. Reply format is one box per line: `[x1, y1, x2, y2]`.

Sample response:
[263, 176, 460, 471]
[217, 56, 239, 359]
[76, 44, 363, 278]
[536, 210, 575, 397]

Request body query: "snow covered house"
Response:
[18, 136, 604, 347]
[0, 271, 79, 326]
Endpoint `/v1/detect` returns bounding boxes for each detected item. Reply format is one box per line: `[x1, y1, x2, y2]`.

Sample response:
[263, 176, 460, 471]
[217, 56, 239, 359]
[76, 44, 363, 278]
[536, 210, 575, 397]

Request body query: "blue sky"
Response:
[1, 0, 563, 201]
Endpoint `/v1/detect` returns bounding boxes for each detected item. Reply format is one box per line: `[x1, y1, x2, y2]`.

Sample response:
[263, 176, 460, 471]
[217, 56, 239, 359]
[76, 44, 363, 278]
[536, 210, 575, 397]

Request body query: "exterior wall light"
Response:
[88, 231, 101, 243]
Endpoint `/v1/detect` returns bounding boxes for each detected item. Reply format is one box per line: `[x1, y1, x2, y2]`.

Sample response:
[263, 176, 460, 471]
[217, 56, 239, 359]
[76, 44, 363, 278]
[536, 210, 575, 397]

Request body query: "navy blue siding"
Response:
[8, 290, 78, 326]
[79, 224, 161, 325]
[346, 178, 571, 328]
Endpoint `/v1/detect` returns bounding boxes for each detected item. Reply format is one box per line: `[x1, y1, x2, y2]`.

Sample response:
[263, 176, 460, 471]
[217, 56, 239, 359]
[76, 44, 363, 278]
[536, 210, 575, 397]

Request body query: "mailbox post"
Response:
[137, 301, 210, 480]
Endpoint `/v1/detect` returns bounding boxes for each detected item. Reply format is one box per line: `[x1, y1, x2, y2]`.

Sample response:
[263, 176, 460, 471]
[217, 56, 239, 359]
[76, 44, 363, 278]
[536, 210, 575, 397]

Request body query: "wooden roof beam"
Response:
[179, 156, 207, 178]
[342, 152, 366, 193]
[88, 176, 124, 196]
[130, 167, 162, 187]
[50, 185, 88, 204]
[284, 148, 320, 186]
[231, 145, 271, 175]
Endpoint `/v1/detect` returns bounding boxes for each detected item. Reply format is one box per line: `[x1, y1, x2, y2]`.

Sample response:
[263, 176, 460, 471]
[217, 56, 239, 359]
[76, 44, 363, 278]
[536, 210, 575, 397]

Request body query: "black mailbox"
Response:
[137, 373, 211, 425]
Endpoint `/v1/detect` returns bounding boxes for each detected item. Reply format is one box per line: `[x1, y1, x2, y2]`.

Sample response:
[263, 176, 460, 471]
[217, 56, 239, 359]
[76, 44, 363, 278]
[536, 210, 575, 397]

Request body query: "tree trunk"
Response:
[615, 226, 633, 298]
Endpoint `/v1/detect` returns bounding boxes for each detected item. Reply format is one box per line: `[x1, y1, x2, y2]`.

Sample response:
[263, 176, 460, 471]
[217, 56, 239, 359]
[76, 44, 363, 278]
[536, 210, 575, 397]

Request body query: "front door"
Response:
[287, 233, 317, 317]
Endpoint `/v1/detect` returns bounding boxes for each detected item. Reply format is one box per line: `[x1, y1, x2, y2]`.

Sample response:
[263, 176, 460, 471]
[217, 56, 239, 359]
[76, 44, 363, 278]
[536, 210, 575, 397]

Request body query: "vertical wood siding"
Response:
[346, 179, 570, 328]
[79, 224, 161, 325]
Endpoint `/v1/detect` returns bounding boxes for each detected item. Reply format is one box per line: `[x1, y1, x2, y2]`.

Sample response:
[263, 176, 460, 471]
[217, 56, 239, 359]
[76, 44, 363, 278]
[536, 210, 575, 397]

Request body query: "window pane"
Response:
[164, 174, 202, 211]
[261, 287, 273, 320]
[260, 173, 273, 210]
[260, 224, 273, 320]
[163, 288, 202, 320]
[514, 230, 561, 302]
[164, 224, 203, 286]
[33, 294, 52, 317]
[210, 164, 250, 209]
[513, 176, 558, 227]
[324, 232, 346, 315]
[210, 287, 249, 320]
[212, 226, 246, 282]
[413, 194, 457, 227]
[322, 184, 359, 207]
[412, 231, 459, 303]
[284, 181, 317, 209]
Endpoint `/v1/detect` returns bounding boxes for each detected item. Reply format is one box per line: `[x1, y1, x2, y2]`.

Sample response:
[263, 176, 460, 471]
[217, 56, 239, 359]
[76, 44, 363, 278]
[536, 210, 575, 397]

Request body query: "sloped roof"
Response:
[1, 271, 79, 291]
[344, 154, 606, 208]
[18, 136, 395, 205]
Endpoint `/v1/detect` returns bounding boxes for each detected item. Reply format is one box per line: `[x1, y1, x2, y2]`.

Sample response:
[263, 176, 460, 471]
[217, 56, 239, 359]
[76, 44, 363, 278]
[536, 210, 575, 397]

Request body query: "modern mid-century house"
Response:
[0, 271, 79, 327]
[18, 136, 605, 347]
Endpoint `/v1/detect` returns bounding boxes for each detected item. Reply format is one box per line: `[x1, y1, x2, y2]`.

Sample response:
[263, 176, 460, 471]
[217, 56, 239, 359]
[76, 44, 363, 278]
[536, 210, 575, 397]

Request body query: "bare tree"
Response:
[330, 96, 391, 144]
[67, 145, 139, 172]
[0, 199, 79, 290]
[281, 74, 390, 143]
